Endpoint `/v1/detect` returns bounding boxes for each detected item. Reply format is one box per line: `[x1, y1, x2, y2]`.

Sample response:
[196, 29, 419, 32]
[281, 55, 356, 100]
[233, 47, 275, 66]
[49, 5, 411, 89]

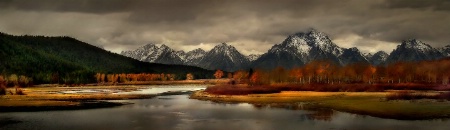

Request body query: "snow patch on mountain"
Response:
[197, 43, 250, 71]
[120, 43, 184, 64]
[386, 39, 444, 64]
[247, 54, 261, 61]
[368, 51, 388, 65]
[439, 45, 450, 57]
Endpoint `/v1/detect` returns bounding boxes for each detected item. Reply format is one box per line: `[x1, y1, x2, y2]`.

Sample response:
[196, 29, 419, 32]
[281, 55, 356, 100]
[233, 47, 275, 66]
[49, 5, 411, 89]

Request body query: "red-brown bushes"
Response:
[433, 85, 450, 91]
[204, 84, 384, 95]
[205, 83, 446, 95]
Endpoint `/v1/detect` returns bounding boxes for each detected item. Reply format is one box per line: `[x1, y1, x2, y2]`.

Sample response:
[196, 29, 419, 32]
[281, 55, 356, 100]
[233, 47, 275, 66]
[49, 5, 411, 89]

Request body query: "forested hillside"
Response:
[0, 32, 213, 84]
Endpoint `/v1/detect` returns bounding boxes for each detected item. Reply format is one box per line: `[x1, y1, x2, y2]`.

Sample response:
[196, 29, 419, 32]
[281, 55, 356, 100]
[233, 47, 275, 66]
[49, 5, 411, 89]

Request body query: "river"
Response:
[1, 85, 450, 130]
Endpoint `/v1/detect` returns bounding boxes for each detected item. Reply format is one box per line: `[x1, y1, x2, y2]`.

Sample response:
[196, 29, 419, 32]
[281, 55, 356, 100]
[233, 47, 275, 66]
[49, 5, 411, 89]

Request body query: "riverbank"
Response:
[190, 90, 450, 120]
[0, 85, 201, 112]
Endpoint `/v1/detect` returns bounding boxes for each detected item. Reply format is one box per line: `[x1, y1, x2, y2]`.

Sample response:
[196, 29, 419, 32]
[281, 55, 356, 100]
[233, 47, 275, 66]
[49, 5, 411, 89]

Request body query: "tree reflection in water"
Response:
[251, 102, 335, 121]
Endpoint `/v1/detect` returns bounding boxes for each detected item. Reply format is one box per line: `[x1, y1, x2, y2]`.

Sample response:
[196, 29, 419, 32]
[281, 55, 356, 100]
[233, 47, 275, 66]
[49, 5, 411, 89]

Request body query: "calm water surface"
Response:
[1, 86, 450, 130]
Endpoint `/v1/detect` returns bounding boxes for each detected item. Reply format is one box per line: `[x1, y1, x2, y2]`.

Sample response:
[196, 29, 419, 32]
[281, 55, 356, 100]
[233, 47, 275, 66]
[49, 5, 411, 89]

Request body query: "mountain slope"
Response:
[184, 48, 207, 66]
[0, 32, 213, 83]
[196, 43, 250, 71]
[252, 30, 346, 69]
[338, 47, 370, 65]
[120, 43, 250, 71]
[119, 30, 448, 71]
[120, 44, 184, 65]
[247, 54, 261, 62]
[386, 39, 444, 64]
[368, 51, 389, 65]
[440, 45, 450, 57]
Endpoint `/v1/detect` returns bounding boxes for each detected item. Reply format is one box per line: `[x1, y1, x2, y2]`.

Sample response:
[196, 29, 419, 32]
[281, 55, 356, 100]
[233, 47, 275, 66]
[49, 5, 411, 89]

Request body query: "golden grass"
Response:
[0, 86, 156, 108]
[0, 100, 78, 107]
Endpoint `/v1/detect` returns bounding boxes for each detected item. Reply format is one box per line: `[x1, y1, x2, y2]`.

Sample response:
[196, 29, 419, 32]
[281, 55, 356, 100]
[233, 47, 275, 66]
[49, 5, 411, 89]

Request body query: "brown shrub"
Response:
[15, 87, 25, 95]
[0, 76, 6, 95]
[0, 87, 5, 95]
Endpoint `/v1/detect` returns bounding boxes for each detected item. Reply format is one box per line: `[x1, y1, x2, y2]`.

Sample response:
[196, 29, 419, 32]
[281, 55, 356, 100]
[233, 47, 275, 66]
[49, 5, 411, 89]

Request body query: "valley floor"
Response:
[0, 79, 228, 112]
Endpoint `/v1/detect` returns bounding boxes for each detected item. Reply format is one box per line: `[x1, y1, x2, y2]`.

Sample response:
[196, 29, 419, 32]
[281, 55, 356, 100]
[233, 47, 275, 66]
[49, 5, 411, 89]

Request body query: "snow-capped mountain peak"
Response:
[121, 31, 448, 71]
[120, 43, 183, 64]
[400, 39, 433, 52]
[253, 29, 346, 69]
[364, 53, 373, 59]
[282, 34, 311, 53]
[367, 51, 388, 65]
[121, 43, 159, 61]
[301, 29, 344, 56]
[142, 43, 158, 50]
[188, 48, 206, 54]
[197, 42, 250, 71]
[386, 39, 443, 63]
[212, 43, 236, 54]
[159, 44, 170, 50]
[247, 54, 261, 61]
[183, 48, 206, 65]
[120, 42, 251, 71]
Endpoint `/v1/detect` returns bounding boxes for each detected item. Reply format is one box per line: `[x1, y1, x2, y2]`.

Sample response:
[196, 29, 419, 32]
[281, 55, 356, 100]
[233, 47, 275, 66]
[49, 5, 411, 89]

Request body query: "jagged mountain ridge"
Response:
[120, 43, 183, 65]
[368, 51, 389, 66]
[338, 47, 370, 66]
[385, 39, 444, 64]
[252, 30, 368, 69]
[121, 30, 449, 71]
[121, 43, 252, 71]
[196, 43, 250, 71]
[247, 54, 261, 61]
[439, 45, 450, 57]
[182, 48, 207, 66]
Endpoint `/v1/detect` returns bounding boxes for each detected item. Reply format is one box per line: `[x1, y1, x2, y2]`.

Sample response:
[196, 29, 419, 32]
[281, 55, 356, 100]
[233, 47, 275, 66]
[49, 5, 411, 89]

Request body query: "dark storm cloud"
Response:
[386, 0, 450, 11]
[0, 0, 129, 14]
[0, 0, 449, 55]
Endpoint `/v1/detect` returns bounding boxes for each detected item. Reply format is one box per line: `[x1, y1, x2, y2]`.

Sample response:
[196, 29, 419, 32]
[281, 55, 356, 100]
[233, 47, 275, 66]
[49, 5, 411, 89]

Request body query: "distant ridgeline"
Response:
[0, 32, 214, 85]
[121, 29, 450, 71]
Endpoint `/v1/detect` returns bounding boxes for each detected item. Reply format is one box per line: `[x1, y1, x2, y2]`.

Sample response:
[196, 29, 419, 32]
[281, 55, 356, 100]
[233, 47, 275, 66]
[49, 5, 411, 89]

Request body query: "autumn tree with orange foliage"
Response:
[94, 73, 177, 84]
[214, 70, 224, 79]
[233, 70, 249, 84]
[227, 73, 233, 79]
[186, 73, 194, 80]
[362, 65, 377, 84]
[245, 58, 450, 87]
[249, 69, 268, 85]
[289, 68, 303, 83]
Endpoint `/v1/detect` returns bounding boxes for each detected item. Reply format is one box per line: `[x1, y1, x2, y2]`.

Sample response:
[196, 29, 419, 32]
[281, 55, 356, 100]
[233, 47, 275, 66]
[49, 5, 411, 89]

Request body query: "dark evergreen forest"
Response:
[0, 32, 213, 85]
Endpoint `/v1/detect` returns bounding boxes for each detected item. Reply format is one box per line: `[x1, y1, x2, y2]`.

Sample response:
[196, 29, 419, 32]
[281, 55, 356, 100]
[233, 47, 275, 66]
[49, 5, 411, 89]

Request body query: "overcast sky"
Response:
[1, 0, 450, 55]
